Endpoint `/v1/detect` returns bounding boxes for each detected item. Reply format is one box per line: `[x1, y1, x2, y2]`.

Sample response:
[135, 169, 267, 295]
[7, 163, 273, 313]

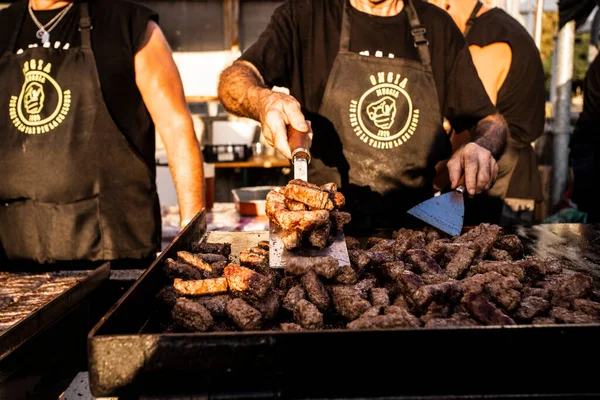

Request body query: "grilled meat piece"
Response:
[172, 298, 214, 332]
[425, 313, 478, 328]
[420, 302, 451, 324]
[187, 253, 228, 264]
[549, 273, 593, 308]
[206, 261, 227, 279]
[331, 286, 371, 320]
[413, 281, 462, 310]
[156, 286, 183, 308]
[398, 271, 425, 298]
[301, 270, 330, 311]
[522, 287, 550, 300]
[472, 224, 503, 258]
[309, 221, 331, 248]
[532, 317, 557, 325]
[294, 299, 324, 329]
[391, 236, 411, 259]
[550, 307, 600, 324]
[369, 239, 394, 252]
[282, 230, 303, 250]
[266, 190, 330, 231]
[285, 199, 308, 211]
[164, 259, 205, 281]
[223, 264, 272, 299]
[280, 322, 303, 331]
[194, 294, 231, 316]
[495, 235, 524, 259]
[349, 309, 420, 330]
[514, 296, 550, 321]
[573, 299, 600, 317]
[227, 298, 263, 331]
[251, 290, 282, 320]
[320, 182, 338, 192]
[470, 261, 526, 281]
[485, 275, 522, 312]
[425, 228, 443, 243]
[381, 261, 405, 281]
[445, 247, 477, 279]
[173, 278, 229, 296]
[279, 276, 300, 291]
[285, 256, 339, 279]
[406, 249, 444, 275]
[349, 250, 370, 270]
[361, 306, 383, 318]
[283, 285, 306, 312]
[191, 242, 231, 257]
[177, 252, 215, 272]
[425, 240, 449, 260]
[462, 292, 516, 326]
[370, 288, 390, 308]
[281, 183, 334, 210]
[408, 231, 427, 250]
[333, 265, 358, 285]
[366, 250, 395, 265]
[488, 247, 512, 261]
[392, 294, 410, 309]
[345, 236, 360, 250]
[240, 248, 268, 272]
[330, 210, 351, 231]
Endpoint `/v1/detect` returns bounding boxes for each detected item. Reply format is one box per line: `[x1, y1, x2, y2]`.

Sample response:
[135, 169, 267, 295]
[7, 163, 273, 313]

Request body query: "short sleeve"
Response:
[574, 55, 600, 145]
[441, 22, 497, 132]
[128, 3, 159, 53]
[239, 1, 295, 89]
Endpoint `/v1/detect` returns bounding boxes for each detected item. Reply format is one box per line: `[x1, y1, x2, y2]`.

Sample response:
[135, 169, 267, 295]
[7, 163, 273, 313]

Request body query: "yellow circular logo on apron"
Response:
[349, 71, 420, 150]
[8, 59, 71, 135]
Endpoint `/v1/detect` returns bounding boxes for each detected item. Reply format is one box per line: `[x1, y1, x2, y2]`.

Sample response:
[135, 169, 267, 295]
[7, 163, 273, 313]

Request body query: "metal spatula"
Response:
[269, 126, 351, 269]
[407, 185, 465, 237]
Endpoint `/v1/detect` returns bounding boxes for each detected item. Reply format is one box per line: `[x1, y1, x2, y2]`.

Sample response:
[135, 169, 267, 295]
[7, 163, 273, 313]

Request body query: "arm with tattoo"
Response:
[470, 113, 508, 160]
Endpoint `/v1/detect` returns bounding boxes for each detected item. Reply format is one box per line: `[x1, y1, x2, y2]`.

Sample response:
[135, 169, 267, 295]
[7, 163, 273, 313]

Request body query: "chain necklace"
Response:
[28, 1, 74, 44]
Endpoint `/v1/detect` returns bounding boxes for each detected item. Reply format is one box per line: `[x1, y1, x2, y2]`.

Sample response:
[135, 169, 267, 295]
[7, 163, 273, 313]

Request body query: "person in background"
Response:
[218, 0, 507, 233]
[571, 55, 600, 223]
[430, 0, 545, 225]
[0, 0, 204, 269]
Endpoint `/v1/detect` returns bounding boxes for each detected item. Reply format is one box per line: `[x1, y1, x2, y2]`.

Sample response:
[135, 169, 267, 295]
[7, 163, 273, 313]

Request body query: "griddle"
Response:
[88, 214, 600, 398]
[0, 264, 109, 362]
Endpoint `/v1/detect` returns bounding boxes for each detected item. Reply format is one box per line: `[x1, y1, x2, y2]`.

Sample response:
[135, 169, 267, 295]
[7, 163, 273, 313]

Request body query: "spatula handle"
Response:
[455, 176, 466, 195]
[288, 126, 311, 164]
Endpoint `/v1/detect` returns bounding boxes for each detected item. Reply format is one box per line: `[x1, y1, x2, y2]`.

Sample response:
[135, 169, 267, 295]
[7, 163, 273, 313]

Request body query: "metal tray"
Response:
[88, 215, 600, 398]
[0, 263, 109, 362]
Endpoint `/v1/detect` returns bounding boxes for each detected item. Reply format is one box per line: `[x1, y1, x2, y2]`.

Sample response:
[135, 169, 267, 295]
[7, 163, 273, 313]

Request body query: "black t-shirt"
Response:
[0, 0, 158, 169]
[467, 8, 545, 145]
[573, 55, 600, 147]
[240, 0, 496, 132]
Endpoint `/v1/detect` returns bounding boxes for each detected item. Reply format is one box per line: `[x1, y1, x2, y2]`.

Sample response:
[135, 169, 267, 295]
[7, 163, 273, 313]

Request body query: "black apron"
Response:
[0, 3, 160, 264]
[310, 0, 450, 232]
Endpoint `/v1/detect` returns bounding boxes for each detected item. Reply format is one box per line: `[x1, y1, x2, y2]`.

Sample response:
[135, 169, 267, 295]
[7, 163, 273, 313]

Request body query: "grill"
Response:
[88, 213, 600, 398]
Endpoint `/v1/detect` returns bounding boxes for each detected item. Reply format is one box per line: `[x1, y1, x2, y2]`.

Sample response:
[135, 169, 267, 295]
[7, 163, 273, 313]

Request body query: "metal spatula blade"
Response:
[407, 186, 465, 237]
[269, 221, 351, 268]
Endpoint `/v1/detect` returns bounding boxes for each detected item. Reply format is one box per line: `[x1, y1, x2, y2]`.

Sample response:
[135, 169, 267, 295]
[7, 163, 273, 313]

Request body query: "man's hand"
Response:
[447, 142, 499, 196]
[256, 90, 312, 159]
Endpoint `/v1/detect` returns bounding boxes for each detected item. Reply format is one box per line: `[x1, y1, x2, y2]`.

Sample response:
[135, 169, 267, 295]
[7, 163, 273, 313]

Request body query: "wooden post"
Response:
[223, 0, 240, 52]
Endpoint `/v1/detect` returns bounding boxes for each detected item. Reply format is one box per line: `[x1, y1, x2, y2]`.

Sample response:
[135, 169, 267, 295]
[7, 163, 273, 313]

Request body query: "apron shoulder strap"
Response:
[78, 2, 93, 49]
[404, 0, 432, 71]
[464, 1, 483, 37]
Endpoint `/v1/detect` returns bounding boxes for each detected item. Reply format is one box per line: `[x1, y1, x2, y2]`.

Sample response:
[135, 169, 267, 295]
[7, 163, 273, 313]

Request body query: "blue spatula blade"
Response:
[407, 191, 464, 236]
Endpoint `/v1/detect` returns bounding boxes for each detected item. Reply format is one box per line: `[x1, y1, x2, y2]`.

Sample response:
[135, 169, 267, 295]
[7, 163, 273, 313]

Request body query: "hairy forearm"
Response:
[218, 61, 272, 121]
[470, 113, 508, 160]
[160, 117, 205, 223]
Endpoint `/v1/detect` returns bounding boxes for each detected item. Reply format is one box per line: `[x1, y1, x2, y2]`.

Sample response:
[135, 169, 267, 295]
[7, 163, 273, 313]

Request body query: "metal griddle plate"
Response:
[269, 221, 350, 268]
[0, 264, 109, 362]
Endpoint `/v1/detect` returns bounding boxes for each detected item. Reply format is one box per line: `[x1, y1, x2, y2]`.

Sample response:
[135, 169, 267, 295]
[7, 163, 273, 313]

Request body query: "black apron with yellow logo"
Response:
[0, 3, 160, 264]
[310, 0, 450, 232]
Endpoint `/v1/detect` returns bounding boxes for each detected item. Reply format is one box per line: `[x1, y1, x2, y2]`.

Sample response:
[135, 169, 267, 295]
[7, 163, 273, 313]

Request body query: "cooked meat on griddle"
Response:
[333, 265, 358, 285]
[223, 264, 272, 299]
[398, 271, 425, 298]
[280, 322, 303, 331]
[206, 261, 228, 279]
[462, 292, 516, 326]
[301, 270, 330, 312]
[361, 306, 383, 318]
[381, 261, 405, 281]
[251, 290, 282, 320]
[164, 259, 205, 281]
[406, 249, 444, 276]
[331, 285, 371, 320]
[370, 288, 390, 308]
[413, 281, 462, 310]
[157, 286, 183, 308]
[514, 296, 550, 321]
[194, 294, 232, 316]
[171, 298, 214, 332]
[308, 221, 331, 248]
[349, 249, 370, 270]
[258, 241, 269, 251]
[348, 311, 420, 330]
[488, 247, 513, 261]
[281, 230, 303, 251]
[425, 313, 478, 328]
[345, 236, 360, 250]
[495, 235, 524, 259]
[280, 183, 334, 210]
[365, 250, 395, 266]
[191, 242, 231, 257]
[285, 256, 340, 279]
[283, 285, 306, 312]
[573, 299, 600, 317]
[226, 298, 263, 331]
[285, 198, 308, 211]
[240, 248, 268, 272]
[177, 252, 214, 272]
[445, 247, 477, 279]
[294, 299, 324, 329]
[173, 278, 229, 296]
[330, 210, 351, 231]
[550, 307, 600, 324]
[185, 253, 228, 264]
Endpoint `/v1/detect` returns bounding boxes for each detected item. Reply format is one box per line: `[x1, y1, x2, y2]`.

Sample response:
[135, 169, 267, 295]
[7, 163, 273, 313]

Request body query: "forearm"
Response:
[218, 61, 272, 121]
[161, 117, 205, 223]
[470, 113, 507, 160]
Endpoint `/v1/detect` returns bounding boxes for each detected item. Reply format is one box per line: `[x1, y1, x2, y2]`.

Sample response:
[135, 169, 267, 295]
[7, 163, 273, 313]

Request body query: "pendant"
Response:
[42, 32, 50, 44]
[36, 28, 45, 39]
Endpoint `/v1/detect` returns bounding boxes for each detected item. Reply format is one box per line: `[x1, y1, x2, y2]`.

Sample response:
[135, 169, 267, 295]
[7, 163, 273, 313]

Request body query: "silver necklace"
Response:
[28, 1, 74, 44]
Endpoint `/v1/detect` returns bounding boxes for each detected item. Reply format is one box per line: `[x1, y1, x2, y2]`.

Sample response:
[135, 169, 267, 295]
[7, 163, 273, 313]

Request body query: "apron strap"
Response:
[340, 0, 351, 52]
[78, 2, 93, 49]
[464, 1, 483, 37]
[404, 0, 432, 71]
